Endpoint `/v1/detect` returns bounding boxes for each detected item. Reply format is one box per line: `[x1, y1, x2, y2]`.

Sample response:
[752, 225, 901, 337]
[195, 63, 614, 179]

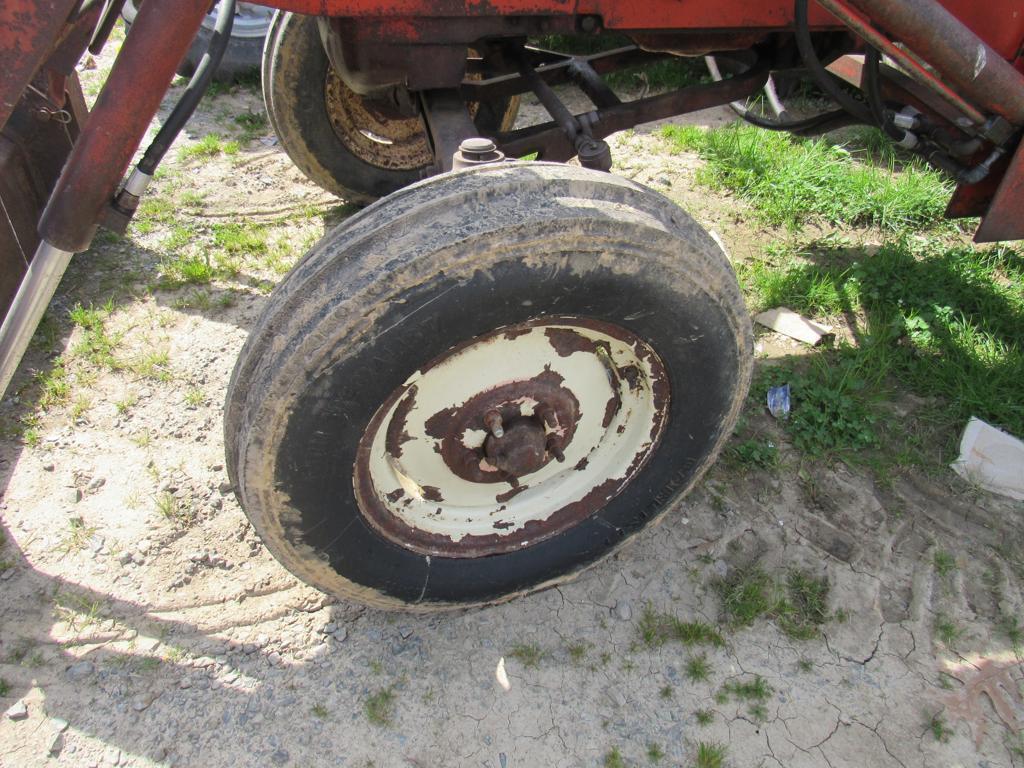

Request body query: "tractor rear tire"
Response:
[263, 12, 520, 204]
[225, 163, 751, 610]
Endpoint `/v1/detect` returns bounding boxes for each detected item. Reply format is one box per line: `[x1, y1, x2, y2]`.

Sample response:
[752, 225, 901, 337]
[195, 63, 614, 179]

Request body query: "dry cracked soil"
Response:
[1, 32, 1023, 768]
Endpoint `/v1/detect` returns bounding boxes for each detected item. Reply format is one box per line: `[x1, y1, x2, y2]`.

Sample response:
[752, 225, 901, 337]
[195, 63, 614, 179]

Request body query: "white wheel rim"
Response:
[354, 316, 671, 558]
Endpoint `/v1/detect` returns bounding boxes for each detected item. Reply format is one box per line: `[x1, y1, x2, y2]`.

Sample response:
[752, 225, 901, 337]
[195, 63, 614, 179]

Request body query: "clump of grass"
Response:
[777, 570, 831, 639]
[508, 643, 547, 669]
[212, 222, 267, 257]
[178, 133, 226, 162]
[0, 678, 8, 697]
[727, 437, 778, 470]
[603, 747, 626, 768]
[567, 641, 589, 665]
[998, 614, 1022, 654]
[715, 567, 775, 628]
[721, 676, 772, 702]
[58, 516, 98, 555]
[716, 566, 831, 639]
[638, 605, 725, 648]
[694, 742, 727, 768]
[695, 709, 714, 726]
[646, 743, 664, 763]
[933, 550, 957, 578]
[311, 703, 329, 719]
[684, 654, 712, 682]
[659, 685, 673, 699]
[36, 359, 71, 409]
[364, 686, 396, 726]
[934, 614, 962, 647]
[660, 123, 950, 232]
[928, 713, 951, 743]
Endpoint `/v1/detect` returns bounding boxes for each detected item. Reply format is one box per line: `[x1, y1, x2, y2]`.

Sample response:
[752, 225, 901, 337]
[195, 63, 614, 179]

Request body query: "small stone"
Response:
[131, 695, 152, 711]
[43, 463, 55, 472]
[50, 717, 69, 732]
[66, 660, 95, 681]
[612, 600, 632, 621]
[399, 626, 413, 640]
[243, 643, 258, 655]
[321, 622, 337, 635]
[179, 677, 192, 689]
[210, 463, 224, 472]
[47, 731, 65, 756]
[218, 481, 233, 495]
[88, 477, 106, 491]
[712, 559, 729, 578]
[6, 699, 28, 720]
[138, 637, 160, 653]
[332, 627, 348, 643]
[270, 748, 290, 765]
[118, 551, 134, 566]
[68, 488, 82, 504]
[89, 534, 105, 553]
[104, 746, 121, 765]
[131, 552, 146, 566]
[266, 651, 283, 667]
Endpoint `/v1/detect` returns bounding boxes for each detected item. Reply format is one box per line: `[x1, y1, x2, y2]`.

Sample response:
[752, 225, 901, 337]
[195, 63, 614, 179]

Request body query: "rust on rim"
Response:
[354, 316, 671, 558]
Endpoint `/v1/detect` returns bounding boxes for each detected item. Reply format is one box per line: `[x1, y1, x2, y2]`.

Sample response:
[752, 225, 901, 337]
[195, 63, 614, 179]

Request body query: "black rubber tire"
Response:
[122, 2, 268, 83]
[263, 12, 520, 205]
[225, 163, 752, 611]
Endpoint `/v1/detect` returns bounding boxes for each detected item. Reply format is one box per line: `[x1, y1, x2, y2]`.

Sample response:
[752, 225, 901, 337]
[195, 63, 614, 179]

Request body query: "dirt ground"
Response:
[1, 36, 1023, 768]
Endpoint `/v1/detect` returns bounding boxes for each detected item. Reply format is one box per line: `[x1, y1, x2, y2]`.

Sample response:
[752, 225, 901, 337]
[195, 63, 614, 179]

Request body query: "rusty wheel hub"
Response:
[354, 316, 670, 558]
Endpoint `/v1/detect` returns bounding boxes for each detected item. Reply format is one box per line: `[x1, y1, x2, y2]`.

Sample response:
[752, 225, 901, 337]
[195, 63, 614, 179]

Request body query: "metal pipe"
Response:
[842, 0, 1024, 126]
[38, 0, 211, 252]
[0, 242, 73, 397]
[816, 0, 985, 125]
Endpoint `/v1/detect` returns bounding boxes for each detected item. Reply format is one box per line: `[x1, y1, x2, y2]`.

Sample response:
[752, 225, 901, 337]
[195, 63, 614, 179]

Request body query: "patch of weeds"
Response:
[178, 133, 226, 162]
[659, 123, 950, 232]
[928, 712, 951, 743]
[160, 254, 213, 287]
[115, 393, 138, 414]
[212, 222, 267, 257]
[695, 709, 714, 726]
[364, 686, 396, 726]
[748, 702, 769, 721]
[659, 685, 673, 699]
[136, 656, 162, 673]
[36, 359, 71, 409]
[0, 678, 8, 697]
[155, 492, 192, 527]
[727, 437, 778, 470]
[998, 614, 1022, 653]
[59, 516, 98, 555]
[715, 567, 775, 628]
[684, 654, 712, 682]
[53, 590, 106, 631]
[233, 111, 268, 140]
[132, 430, 153, 448]
[184, 388, 205, 407]
[694, 742, 727, 768]
[934, 614, 962, 647]
[311, 703, 329, 719]
[721, 676, 772, 703]
[130, 350, 172, 382]
[933, 550, 957, 578]
[646, 743, 664, 763]
[368, 659, 384, 675]
[508, 643, 547, 669]
[179, 190, 206, 210]
[637, 605, 725, 648]
[797, 659, 814, 673]
[776, 570, 831, 639]
[223, 140, 241, 156]
[69, 395, 91, 422]
[566, 641, 589, 665]
[603, 746, 626, 768]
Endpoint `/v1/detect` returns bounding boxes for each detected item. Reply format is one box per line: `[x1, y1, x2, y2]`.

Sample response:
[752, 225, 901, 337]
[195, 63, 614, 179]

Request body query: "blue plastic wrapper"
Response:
[767, 383, 791, 420]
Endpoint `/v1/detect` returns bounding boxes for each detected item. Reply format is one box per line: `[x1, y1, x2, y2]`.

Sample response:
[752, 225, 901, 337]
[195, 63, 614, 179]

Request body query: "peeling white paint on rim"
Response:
[355, 317, 669, 555]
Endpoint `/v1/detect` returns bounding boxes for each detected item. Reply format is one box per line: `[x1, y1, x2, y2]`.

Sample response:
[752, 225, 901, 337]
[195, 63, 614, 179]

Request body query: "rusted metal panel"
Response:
[0, 0, 79, 131]
[38, 0, 211, 252]
[974, 141, 1024, 242]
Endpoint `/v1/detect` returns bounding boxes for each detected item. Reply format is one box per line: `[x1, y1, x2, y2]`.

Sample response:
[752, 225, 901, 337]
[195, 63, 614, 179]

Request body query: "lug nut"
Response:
[484, 409, 504, 438]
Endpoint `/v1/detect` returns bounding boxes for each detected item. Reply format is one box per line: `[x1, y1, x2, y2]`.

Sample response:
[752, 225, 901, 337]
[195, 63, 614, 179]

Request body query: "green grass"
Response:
[508, 643, 547, 669]
[603, 746, 627, 768]
[928, 713, 951, 743]
[695, 709, 714, 726]
[933, 551, 957, 578]
[715, 567, 831, 638]
[211, 222, 267, 256]
[694, 742, 727, 768]
[684, 654, 712, 682]
[0, 678, 8, 697]
[646, 743, 665, 763]
[934, 614, 962, 646]
[638, 606, 725, 648]
[364, 686, 396, 726]
[745, 238, 1024, 444]
[58, 516, 98, 555]
[311, 703, 329, 719]
[727, 437, 778, 470]
[660, 123, 950, 232]
[178, 133, 227, 162]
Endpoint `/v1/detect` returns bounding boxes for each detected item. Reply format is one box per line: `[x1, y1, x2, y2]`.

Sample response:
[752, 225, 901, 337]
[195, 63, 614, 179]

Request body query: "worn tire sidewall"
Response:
[230, 166, 752, 609]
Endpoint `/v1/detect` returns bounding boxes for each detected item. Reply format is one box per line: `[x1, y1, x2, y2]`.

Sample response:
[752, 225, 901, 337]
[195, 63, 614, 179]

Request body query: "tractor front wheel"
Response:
[225, 163, 751, 609]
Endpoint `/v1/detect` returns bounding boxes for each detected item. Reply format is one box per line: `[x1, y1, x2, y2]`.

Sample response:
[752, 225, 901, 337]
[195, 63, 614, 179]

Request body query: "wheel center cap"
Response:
[484, 418, 548, 477]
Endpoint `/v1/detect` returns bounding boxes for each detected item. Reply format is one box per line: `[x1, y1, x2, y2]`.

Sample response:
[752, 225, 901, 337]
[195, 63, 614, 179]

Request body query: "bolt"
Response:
[484, 410, 504, 438]
[535, 404, 556, 427]
[546, 435, 565, 462]
[459, 137, 497, 157]
[580, 15, 600, 33]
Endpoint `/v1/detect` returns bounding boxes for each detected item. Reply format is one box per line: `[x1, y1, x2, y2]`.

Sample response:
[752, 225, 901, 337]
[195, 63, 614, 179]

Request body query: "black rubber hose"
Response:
[863, 46, 908, 143]
[136, 0, 235, 175]
[793, 0, 874, 125]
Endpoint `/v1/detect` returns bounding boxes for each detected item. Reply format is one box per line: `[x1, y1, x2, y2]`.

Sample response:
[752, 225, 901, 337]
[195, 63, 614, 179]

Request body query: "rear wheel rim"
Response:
[354, 316, 671, 558]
